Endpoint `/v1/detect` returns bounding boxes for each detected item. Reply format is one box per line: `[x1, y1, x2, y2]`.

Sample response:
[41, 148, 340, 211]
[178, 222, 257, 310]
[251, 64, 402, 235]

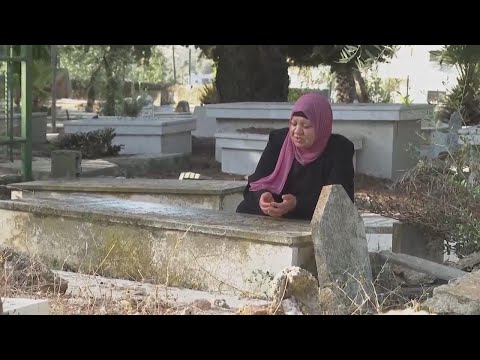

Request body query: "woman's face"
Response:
[290, 115, 315, 149]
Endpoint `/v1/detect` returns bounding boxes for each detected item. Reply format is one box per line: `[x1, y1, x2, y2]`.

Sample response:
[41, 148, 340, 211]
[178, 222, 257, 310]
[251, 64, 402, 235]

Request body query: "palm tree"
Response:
[430, 45, 480, 125]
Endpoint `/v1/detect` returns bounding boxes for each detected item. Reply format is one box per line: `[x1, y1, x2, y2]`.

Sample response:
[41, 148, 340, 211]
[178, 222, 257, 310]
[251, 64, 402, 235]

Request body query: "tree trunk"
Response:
[215, 45, 289, 103]
[332, 65, 356, 103]
[353, 68, 370, 103]
[103, 55, 117, 116]
[51, 45, 57, 132]
[85, 65, 102, 113]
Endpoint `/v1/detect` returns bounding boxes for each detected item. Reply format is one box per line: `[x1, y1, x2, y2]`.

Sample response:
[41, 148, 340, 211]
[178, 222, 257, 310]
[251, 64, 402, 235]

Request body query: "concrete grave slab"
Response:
[9, 178, 247, 212]
[0, 157, 120, 180]
[0, 195, 314, 297]
[63, 116, 196, 155]
[2, 298, 49, 315]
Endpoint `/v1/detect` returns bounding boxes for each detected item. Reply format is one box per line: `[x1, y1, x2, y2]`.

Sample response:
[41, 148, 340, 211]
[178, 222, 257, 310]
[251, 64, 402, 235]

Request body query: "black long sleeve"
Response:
[236, 128, 355, 220]
[287, 138, 354, 220]
[325, 139, 355, 202]
[240, 131, 284, 214]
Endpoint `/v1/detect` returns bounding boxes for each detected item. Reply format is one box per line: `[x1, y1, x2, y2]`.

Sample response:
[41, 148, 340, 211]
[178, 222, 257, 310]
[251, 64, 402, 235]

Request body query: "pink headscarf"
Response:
[249, 93, 333, 194]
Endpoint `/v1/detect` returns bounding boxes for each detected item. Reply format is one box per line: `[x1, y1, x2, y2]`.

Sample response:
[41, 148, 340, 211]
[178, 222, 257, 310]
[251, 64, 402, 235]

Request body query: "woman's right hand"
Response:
[259, 192, 274, 215]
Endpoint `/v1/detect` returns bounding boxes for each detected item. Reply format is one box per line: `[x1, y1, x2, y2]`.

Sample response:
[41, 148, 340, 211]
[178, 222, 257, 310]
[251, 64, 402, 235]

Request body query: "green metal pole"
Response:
[20, 45, 32, 181]
[7, 45, 14, 162]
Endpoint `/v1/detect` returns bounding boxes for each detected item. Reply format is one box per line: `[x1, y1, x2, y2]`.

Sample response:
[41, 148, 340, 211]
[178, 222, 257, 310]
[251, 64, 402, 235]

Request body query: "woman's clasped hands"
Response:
[259, 192, 297, 218]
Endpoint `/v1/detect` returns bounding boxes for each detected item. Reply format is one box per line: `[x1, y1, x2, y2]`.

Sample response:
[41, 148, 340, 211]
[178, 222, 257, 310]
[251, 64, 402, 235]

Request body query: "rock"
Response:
[379, 308, 433, 315]
[319, 286, 350, 315]
[179, 306, 195, 315]
[236, 305, 270, 315]
[0, 246, 68, 294]
[191, 299, 211, 311]
[98, 306, 107, 315]
[370, 252, 402, 289]
[269, 266, 322, 315]
[391, 264, 436, 286]
[67, 298, 86, 306]
[141, 278, 155, 284]
[134, 287, 147, 296]
[424, 270, 480, 314]
[213, 299, 230, 309]
[456, 252, 480, 272]
[281, 297, 303, 315]
[120, 300, 132, 309]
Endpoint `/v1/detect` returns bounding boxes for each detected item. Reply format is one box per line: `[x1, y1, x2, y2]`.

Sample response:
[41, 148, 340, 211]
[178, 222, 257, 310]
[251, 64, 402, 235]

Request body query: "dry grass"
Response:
[1, 252, 431, 315]
[355, 147, 480, 258]
[0, 246, 174, 315]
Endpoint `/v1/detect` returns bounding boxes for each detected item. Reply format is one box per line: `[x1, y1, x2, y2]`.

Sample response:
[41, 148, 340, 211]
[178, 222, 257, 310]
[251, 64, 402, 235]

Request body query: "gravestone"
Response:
[446, 111, 462, 152]
[175, 100, 190, 113]
[51, 150, 81, 179]
[139, 103, 154, 118]
[310, 185, 374, 309]
[138, 94, 154, 118]
[448, 111, 463, 131]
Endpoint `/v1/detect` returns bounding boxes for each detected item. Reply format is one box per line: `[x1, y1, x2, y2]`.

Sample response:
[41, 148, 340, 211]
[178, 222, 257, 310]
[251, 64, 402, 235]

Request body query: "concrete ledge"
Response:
[9, 178, 247, 212]
[2, 298, 49, 315]
[64, 117, 196, 135]
[206, 102, 433, 122]
[9, 178, 246, 196]
[0, 196, 312, 246]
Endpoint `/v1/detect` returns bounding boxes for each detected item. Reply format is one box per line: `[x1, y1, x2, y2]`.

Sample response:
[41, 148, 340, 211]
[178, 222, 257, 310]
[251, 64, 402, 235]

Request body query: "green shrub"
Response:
[56, 128, 123, 159]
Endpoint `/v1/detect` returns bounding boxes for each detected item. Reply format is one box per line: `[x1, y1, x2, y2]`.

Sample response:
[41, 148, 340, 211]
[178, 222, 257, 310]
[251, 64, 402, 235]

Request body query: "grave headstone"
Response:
[51, 150, 81, 179]
[175, 100, 190, 113]
[310, 185, 374, 309]
[138, 94, 154, 118]
[139, 103, 154, 118]
[448, 111, 463, 131]
[445, 111, 462, 152]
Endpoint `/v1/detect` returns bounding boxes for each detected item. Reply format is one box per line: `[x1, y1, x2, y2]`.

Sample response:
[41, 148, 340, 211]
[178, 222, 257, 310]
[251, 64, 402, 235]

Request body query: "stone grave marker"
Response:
[51, 150, 82, 179]
[310, 185, 374, 309]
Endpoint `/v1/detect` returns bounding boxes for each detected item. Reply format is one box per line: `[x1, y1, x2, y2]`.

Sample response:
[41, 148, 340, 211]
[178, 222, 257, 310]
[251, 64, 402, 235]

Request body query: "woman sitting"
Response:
[236, 93, 355, 221]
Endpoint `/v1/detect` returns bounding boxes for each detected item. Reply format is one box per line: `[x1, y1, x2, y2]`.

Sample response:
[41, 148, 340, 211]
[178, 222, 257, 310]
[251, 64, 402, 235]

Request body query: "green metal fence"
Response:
[0, 45, 32, 181]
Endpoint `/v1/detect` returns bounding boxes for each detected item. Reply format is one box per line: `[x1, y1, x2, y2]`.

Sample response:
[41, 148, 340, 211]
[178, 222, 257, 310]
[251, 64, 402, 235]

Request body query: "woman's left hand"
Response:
[268, 194, 297, 217]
